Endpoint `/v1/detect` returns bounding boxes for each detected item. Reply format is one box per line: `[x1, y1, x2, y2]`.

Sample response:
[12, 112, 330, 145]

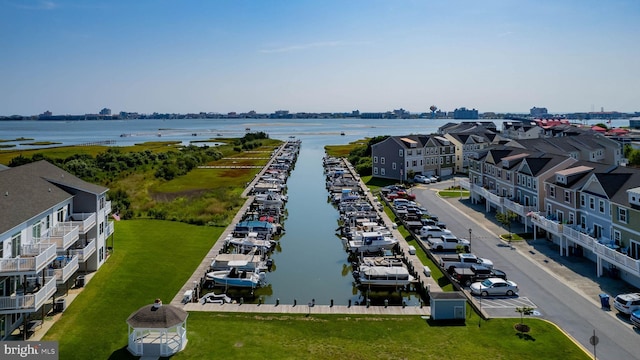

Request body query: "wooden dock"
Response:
[185, 302, 430, 316]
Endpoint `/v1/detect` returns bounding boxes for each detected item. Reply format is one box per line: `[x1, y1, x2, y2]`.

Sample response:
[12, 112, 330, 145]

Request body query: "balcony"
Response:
[563, 226, 597, 251]
[0, 277, 57, 314]
[69, 238, 97, 262]
[43, 223, 79, 251]
[46, 255, 79, 284]
[103, 200, 112, 216]
[68, 212, 96, 234]
[530, 212, 563, 235]
[503, 199, 536, 217]
[106, 220, 115, 238]
[470, 184, 504, 206]
[594, 242, 640, 277]
[459, 178, 470, 190]
[0, 243, 57, 275]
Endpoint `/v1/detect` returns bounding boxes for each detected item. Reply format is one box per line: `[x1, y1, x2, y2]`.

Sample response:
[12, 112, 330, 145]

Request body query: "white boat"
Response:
[210, 248, 269, 272]
[225, 232, 276, 253]
[345, 231, 398, 253]
[199, 292, 232, 304]
[205, 267, 266, 288]
[353, 265, 415, 287]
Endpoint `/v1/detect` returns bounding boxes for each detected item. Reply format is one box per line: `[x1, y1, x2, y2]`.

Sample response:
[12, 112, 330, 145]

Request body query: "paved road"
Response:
[412, 178, 640, 360]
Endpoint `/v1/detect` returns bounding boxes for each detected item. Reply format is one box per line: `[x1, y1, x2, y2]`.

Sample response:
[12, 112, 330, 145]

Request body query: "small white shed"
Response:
[429, 291, 467, 321]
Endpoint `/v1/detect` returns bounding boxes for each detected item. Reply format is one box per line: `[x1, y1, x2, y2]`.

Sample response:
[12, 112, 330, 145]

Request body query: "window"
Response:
[381, 157, 385, 165]
[506, 172, 510, 181]
[399, 149, 404, 157]
[550, 186, 555, 197]
[407, 150, 412, 155]
[32, 223, 41, 240]
[373, 156, 378, 164]
[614, 230, 621, 244]
[412, 160, 417, 166]
[599, 199, 605, 214]
[564, 190, 570, 203]
[580, 194, 585, 207]
[100, 197, 105, 210]
[373, 167, 378, 175]
[381, 168, 386, 176]
[46, 215, 50, 229]
[589, 197, 595, 210]
[57, 207, 64, 222]
[11, 233, 21, 258]
[392, 162, 397, 170]
[99, 222, 104, 235]
[569, 213, 575, 224]
[417, 149, 422, 155]
[619, 208, 628, 223]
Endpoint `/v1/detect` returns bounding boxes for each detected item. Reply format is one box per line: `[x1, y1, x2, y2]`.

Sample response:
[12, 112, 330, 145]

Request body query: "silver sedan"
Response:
[470, 277, 518, 297]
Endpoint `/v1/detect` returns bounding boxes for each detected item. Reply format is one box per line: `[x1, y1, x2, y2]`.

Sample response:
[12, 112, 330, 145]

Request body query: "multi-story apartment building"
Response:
[0, 161, 113, 339]
[371, 135, 456, 181]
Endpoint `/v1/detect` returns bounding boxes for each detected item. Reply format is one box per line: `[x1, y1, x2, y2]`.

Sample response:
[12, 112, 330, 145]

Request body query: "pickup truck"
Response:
[439, 253, 494, 273]
[419, 225, 452, 239]
[428, 234, 470, 252]
[451, 265, 507, 287]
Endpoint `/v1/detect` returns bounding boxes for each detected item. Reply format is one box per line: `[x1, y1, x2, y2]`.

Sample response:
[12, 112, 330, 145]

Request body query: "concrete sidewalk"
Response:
[442, 195, 638, 308]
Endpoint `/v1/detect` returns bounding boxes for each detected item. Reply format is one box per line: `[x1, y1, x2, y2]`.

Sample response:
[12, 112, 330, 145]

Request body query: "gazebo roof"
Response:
[126, 303, 188, 329]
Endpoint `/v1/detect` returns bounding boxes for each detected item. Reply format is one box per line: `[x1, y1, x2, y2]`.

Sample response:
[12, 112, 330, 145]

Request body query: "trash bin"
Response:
[76, 275, 85, 288]
[599, 293, 610, 310]
[55, 298, 66, 312]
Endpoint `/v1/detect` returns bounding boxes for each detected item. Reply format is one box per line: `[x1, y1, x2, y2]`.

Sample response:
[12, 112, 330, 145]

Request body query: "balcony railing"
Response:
[471, 184, 504, 206]
[106, 220, 115, 237]
[69, 238, 96, 262]
[103, 200, 112, 216]
[594, 242, 640, 276]
[530, 212, 563, 235]
[68, 212, 96, 234]
[0, 277, 56, 314]
[563, 226, 597, 251]
[46, 255, 79, 283]
[459, 178, 470, 190]
[42, 224, 79, 250]
[503, 199, 537, 216]
[0, 243, 57, 274]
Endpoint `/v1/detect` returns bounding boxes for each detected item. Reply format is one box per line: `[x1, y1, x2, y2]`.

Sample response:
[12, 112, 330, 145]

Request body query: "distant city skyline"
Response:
[1, 0, 639, 115]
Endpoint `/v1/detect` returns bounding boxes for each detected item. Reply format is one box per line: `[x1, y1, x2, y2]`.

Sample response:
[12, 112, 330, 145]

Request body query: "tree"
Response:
[496, 210, 518, 241]
[515, 306, 534, 333]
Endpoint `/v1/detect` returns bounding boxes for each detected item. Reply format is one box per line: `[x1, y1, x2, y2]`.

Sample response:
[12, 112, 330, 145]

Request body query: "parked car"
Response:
[413, 175, 430, 184]
[469, 278, 518, 297]
[419, 225, 452, 239]
[428, 176, 438, 183]
[631, 309, 640, 329]
[613, 293, 640, 315]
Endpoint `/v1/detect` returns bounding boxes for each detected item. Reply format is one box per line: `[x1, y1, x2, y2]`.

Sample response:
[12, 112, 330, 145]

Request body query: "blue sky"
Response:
[1, 0, 639, 115]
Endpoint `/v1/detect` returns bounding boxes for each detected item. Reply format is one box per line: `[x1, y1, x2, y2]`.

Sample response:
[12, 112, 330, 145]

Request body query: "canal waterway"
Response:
[0, 118, 631, 305]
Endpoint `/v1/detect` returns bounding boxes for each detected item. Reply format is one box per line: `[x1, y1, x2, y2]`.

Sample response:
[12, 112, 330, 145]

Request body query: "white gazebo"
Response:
[126, 299, 188, 357]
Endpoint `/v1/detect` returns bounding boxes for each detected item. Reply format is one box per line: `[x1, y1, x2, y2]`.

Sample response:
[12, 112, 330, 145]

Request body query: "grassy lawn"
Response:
[174, 312, 589, 360]
[438, 190, 470, 198]
[42, 220, 220, 360]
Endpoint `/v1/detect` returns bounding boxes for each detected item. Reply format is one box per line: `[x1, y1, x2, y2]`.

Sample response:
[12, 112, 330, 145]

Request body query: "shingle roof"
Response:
[0, 161, 108, 234]
[126, 303, 188, 328]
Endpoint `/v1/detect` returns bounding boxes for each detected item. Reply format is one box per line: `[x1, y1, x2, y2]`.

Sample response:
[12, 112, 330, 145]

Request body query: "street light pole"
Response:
[469, 228, 472, 252]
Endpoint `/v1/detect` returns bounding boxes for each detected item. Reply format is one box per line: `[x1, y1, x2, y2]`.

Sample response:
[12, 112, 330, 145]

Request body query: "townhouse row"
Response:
[0, 161, 113, 339]
[462, 143, 640, 288]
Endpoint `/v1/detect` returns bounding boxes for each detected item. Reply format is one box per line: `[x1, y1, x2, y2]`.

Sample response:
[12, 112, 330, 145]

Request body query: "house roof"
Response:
[126, 303, 188, 328]
[0, 160, 108, 234]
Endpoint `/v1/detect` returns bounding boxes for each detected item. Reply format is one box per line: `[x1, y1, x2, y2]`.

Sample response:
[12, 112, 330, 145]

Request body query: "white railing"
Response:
[106, 220, 114, 237]
[103, 200, 112, 215]
[43, 224, 80, 250]
[459, 178, 470, 190]
[530, 212, 563, 235]
[594, 242, 640, 276]
[0, 277, 56, 313]
[69, 212, 96, 233]
[563, 226, 597, 251]
[0, 243, 57, 274]
[503, 199, 536, 216]
[69, 238, 96, 262]
[46, 255, 79, 283]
